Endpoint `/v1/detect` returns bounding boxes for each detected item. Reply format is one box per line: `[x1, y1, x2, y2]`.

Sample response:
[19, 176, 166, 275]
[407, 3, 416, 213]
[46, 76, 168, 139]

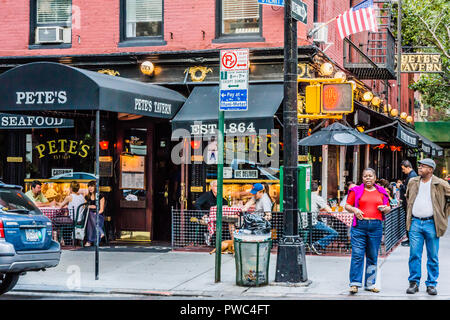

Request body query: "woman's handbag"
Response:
[74, 204, 89, 241]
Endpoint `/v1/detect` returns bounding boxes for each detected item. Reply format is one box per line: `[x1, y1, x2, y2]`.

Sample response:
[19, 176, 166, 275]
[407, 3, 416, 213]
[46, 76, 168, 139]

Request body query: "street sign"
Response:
[258, 0, 284, 6]
[220, 49, 249, 111]
[292, 0, 307, 24]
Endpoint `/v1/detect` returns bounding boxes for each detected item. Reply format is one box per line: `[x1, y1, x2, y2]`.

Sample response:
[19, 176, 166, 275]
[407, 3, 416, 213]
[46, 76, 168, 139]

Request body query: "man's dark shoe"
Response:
[401, 240, 410, 247]
[426, 286, 437, 295]
[406, 282, 419, 294]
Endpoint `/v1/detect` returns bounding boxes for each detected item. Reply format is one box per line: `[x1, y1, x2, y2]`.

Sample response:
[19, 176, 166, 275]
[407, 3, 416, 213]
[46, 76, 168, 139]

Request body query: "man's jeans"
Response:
[408, 217, 440, 287]
[349, 219, 383, 289]
[300, 221, 338, 249]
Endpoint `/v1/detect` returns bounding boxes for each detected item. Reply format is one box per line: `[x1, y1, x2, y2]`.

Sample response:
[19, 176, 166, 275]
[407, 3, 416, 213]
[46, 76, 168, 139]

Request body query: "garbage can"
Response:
[234, 232, 272, 287]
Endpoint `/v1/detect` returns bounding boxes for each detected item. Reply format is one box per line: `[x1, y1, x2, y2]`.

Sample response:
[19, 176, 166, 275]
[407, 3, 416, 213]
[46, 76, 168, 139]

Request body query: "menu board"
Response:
[120, 155, 146, 189]
[121, 172, 145, 190]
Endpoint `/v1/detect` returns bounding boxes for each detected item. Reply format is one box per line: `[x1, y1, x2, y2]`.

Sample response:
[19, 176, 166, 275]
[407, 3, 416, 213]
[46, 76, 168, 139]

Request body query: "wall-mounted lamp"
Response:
[363, 91, 373, 102]
[390, 108, 399, 117]
[140, 61, 155, 76]
[319, 62, 333, 76]
[406, 115, 413, 123]
[334, 71, 346, 81]
[371, 96, 381, 106]
[400, 112, 408, 119]
[99, 140, 109, 150]
[191, 140, 201, 149]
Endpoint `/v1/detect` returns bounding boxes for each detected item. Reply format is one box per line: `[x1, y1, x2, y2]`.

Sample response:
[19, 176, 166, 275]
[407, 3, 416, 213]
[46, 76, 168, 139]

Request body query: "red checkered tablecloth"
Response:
[323, 211, 354, 227]
[40, 207, 70, 221]
[207, 206, 242, 236]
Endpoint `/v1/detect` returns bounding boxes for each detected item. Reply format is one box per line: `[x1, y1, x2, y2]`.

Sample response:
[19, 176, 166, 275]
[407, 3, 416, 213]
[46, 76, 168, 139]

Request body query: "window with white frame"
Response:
[33, 0, 72, 45]
[125, 0, 163, 38]
[221, 0, 260, 35]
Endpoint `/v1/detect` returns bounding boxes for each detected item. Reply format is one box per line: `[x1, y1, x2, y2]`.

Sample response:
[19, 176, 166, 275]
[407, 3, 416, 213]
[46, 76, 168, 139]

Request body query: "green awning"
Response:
[415, 122, 450, 143]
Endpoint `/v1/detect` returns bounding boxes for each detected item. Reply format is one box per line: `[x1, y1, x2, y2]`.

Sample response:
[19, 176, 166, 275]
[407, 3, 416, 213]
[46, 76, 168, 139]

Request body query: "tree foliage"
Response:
[395, 0, 450, 118]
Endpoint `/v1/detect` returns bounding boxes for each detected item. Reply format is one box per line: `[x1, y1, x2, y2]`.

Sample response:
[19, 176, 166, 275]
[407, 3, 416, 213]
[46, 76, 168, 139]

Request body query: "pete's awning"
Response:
[171, 84, 283, 137]
[0, 62, 185, 118]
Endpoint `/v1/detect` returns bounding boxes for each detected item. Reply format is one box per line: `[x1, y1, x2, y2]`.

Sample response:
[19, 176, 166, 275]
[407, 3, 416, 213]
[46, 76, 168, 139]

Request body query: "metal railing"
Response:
[172, 207, 406, 256]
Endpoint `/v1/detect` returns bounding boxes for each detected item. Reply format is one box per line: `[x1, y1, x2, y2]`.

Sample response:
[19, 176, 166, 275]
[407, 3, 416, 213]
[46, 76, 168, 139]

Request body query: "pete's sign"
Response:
[398, 54, 442, 73]
[16, 91, 67, 105]
[35, 139, 90, 159]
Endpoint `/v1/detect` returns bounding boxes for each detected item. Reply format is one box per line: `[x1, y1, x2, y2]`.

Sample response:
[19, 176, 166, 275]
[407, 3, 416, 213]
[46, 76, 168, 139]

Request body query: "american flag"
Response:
[336, 0, 378, 39]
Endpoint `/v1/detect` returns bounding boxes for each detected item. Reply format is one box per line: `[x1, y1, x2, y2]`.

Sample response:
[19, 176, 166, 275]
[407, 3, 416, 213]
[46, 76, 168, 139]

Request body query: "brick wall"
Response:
[0, 0, 347, 57]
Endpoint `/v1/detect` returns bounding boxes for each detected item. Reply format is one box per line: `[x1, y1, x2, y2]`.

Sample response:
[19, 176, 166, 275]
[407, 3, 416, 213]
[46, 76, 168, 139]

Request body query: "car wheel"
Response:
[0, 273, 20, 295]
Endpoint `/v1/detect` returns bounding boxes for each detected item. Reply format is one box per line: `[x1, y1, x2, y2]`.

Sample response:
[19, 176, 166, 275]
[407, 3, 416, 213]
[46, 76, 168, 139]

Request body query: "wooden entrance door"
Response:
[114, 118, 154, 241]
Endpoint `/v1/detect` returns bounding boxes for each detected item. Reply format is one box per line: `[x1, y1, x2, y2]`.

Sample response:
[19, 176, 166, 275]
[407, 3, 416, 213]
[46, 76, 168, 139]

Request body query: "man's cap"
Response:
[250, 183, 264, 195]
[418, 158, 436, 170]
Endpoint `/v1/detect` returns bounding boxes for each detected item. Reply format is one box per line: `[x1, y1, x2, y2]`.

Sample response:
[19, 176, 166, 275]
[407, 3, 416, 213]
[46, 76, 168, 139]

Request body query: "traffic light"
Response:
[305, 85, 320, 114]
[321, 83, 353, 113]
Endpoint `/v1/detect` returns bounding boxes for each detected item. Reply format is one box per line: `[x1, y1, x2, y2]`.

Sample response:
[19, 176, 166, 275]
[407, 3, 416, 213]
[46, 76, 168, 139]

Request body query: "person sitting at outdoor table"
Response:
[57, 181, 86, 219]
[345, 168, 391, 294]
[192, 180, 229, 245]
[25, 180, 55, 208]
[241, 183, 272, 221]
[300, 181, 338, 255]
[192, 180, 229, 224]
[340, 181, 357, 207]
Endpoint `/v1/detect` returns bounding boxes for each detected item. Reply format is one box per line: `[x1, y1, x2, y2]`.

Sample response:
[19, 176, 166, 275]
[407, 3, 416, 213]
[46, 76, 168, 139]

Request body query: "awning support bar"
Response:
[364, 120, 397, 134]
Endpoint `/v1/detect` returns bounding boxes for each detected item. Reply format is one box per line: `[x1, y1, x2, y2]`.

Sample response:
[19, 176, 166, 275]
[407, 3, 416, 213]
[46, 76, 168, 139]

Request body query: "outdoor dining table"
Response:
[40, 207, 70, 221]
[207, 206, 242, 237]
[324, 211, 354, 227]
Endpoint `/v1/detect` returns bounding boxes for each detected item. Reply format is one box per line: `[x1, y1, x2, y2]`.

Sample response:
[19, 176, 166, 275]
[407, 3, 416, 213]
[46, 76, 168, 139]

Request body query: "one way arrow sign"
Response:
[292, 0, 307, 24]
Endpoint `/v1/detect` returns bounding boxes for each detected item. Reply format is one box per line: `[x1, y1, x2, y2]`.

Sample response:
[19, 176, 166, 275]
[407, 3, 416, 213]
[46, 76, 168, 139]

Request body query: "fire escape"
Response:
[344, 0, 396, 80]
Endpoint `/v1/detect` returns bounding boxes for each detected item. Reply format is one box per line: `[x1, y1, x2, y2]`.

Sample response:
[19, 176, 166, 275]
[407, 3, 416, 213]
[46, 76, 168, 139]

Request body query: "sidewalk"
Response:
[14, 232, 450, 299]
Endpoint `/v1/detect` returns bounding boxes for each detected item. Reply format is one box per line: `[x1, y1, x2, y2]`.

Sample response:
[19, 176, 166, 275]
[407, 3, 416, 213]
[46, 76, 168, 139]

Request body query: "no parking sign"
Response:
[219, 49, 249, 111]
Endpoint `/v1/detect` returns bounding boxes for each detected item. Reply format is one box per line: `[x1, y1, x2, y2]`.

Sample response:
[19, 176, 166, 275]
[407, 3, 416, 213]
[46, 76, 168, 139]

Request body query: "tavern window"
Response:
[119, 0, 165, 47]
[30, 0, 72, 47]
[214, 0, 264, 43]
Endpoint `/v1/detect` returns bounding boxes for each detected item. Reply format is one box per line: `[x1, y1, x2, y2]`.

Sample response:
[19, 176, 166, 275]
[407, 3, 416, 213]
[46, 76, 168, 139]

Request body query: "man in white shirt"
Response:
[406, 158, 450, 296]
[300, 182, 338, 255]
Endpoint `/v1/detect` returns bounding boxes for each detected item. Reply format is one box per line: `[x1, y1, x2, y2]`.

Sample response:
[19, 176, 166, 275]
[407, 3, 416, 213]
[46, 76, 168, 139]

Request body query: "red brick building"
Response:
[0, 0, 422, 243]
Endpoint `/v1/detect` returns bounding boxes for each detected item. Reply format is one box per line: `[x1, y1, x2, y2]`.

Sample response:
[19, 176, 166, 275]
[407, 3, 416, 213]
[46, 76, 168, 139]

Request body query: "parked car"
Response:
[0, 182, 61, 294]
[50, 172, 97, 180]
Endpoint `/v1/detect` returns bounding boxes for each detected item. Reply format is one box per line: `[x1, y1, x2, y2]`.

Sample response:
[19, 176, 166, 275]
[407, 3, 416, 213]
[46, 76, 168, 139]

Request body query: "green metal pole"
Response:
[215, 110, 224, 282]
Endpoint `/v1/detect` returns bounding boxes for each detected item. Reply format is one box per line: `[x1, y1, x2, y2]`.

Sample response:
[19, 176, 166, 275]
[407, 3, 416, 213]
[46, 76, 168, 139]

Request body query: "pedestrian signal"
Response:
[321, 83, 353, 113]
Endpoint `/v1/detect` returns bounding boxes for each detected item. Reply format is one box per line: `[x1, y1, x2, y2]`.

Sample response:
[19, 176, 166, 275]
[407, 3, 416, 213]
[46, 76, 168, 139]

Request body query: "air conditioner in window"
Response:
[35, 26, 65, 44]
[312, 23, 328, 43]
[419, 110, 428, 117]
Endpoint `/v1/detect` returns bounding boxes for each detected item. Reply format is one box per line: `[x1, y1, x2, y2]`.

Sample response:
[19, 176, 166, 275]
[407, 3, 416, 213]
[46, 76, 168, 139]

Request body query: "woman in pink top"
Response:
[345, 168, 391, 294]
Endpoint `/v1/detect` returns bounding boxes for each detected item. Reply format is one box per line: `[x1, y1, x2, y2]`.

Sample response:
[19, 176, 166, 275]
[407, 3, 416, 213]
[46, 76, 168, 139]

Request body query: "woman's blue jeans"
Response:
[408, 217, 439, 287]
[349, 219, 383, 289]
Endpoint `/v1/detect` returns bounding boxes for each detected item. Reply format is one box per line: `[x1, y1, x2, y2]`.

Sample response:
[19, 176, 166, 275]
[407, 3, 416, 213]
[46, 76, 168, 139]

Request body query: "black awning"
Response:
[0, 62, 185, 119]
[364, 120, 420, 148]
[396, 122, 420, 148]
[415, 131, 444, 157]
[171, 84, 283, 137]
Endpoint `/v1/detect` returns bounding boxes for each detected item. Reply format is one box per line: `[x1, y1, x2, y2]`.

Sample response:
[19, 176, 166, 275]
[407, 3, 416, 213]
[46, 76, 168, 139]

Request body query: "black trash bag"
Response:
[242, 213, 271, 235]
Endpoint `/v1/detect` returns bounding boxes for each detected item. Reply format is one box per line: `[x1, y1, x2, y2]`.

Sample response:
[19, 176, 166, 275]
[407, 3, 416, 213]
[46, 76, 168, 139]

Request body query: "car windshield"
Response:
[0, 189, 41, 215]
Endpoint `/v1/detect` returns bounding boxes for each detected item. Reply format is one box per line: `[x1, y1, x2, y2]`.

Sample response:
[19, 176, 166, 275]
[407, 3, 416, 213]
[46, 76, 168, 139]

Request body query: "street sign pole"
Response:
[216, 49, 249, 282]
[275, 0, 309, 284]
[215, 110, 224, 283]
